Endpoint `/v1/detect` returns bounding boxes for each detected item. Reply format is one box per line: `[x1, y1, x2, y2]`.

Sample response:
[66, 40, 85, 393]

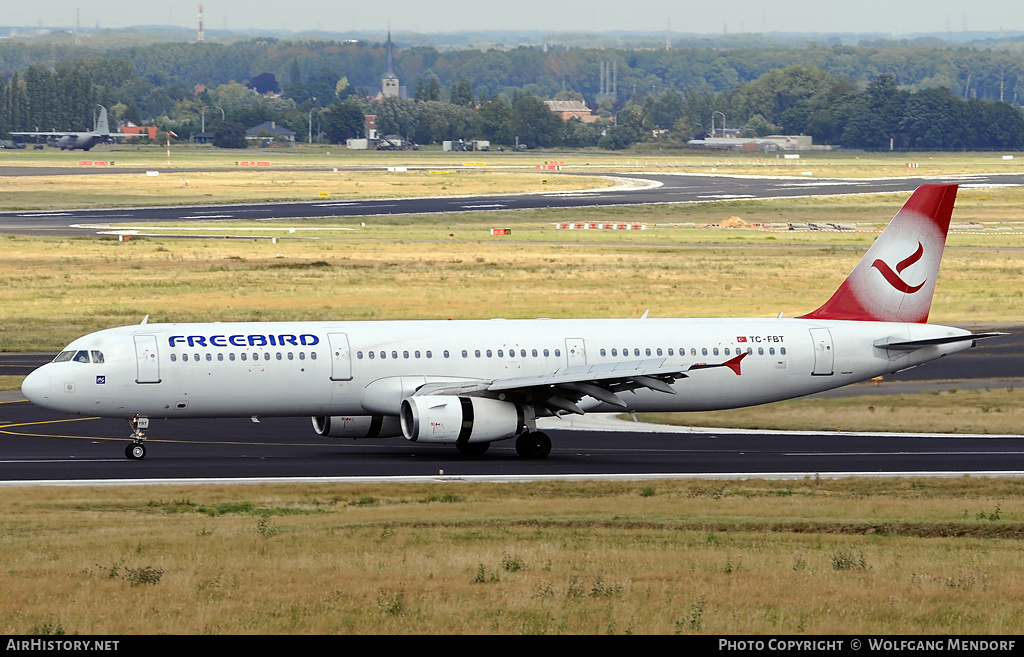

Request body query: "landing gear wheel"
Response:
[456, 442, 490, 455]
[515, 431, 551, 459]
[125, 442, 146, 460]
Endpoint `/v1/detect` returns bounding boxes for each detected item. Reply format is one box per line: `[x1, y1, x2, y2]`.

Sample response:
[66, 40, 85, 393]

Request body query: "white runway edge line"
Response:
[3, 471, 1024, 487]
[537, 412, 1024, 439]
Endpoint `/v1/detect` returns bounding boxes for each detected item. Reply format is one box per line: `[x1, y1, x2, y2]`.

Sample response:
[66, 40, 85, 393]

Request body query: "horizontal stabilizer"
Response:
[874, 332, 1006, 350]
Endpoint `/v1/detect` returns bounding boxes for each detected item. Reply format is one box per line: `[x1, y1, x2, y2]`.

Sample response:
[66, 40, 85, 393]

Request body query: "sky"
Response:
[5, 1, 1024, 37]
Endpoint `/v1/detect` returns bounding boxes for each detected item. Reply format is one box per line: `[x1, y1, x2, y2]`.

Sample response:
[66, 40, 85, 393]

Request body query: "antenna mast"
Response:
[197, 4, 205, 43]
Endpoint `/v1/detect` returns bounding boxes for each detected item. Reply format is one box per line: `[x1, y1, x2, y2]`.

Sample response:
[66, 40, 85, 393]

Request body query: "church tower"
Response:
[381, 30, 399, 98]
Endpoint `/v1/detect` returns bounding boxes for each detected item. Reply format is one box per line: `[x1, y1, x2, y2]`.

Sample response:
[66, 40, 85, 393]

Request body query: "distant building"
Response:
[119, 123, 157, 140]
[686, 134, 829, 152]
[245, 121, 296, 145]
[544, 100, 598, 123]
[380, 30, 399, 99]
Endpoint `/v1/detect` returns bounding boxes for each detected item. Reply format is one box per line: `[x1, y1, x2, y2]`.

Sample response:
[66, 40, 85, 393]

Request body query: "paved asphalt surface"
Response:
[1, 170, 1021, 481]
[4, 171, 1024, 235]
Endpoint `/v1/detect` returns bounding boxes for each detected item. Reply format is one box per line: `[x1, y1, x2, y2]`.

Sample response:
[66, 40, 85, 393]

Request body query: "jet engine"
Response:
[400, 396, 525, 444]
[311, 415, 402, 438]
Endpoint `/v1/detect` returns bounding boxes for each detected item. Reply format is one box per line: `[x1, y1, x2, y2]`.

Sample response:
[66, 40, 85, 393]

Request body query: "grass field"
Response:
[1, 478, 1023, 634]
[3, 142, 1024, 177]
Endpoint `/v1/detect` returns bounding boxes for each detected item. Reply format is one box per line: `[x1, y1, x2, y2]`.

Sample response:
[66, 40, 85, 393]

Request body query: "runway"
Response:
[4, 171, 1024, 235]
[1, 398, 1022, 483]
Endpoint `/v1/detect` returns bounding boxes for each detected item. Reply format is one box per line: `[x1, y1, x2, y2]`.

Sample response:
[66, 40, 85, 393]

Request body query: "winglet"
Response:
[798, 184, 957, 323]
[724, 352, 746, 376]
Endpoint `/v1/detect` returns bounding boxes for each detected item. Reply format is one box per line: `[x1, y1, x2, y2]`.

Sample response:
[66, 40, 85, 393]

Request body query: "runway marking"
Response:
[0, 417, 101, 429]
[461, 204, 507, 209]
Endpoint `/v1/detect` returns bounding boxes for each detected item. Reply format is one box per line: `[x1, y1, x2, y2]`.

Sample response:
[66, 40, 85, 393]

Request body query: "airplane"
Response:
[20, 184, 1005, 461]
[11, 106, 139, 151]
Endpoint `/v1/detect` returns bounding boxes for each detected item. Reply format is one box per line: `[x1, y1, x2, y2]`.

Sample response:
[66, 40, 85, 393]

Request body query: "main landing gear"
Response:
[125, 415, 149, 460]
[515, 431, 551, 459]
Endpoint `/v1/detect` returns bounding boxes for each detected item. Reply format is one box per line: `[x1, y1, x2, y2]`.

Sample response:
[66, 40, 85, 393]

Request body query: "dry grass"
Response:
[0, 170, 606, 210]
[1, 478, 1023, 634]
[0, 212, 1021, 352]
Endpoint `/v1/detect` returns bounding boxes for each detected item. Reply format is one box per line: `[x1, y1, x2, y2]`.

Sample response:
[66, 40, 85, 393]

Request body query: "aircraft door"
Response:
[565, 338, 587, 366]
[133, 335, 161, 384]
[809, 328, 834, 376]
[328, 333, 353, 381]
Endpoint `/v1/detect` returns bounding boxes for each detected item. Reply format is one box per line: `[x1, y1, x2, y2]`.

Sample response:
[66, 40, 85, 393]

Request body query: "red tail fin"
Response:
[799, 184, 957, 323]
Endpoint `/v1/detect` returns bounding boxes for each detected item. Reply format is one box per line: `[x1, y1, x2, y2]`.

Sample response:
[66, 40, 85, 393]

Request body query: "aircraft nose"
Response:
[21, 368, 52, 407]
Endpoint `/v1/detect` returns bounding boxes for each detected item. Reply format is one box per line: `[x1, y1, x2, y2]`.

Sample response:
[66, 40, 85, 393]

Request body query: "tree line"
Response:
[1, 40, 1023, 150]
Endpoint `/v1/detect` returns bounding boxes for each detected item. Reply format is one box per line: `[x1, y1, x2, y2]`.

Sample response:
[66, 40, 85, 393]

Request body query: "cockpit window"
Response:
[53, 351, 75, 363]
[73, 350, 91, 363]
[90, 350, 104, 363]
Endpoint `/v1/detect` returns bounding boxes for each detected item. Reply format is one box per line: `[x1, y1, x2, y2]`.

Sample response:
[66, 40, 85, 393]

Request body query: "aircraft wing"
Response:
[414, 353, 746, 415]
[10, 131, 79, 137]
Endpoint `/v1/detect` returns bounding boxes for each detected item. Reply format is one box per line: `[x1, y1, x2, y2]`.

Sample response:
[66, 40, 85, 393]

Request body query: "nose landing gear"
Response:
[125, 415, 149, 460]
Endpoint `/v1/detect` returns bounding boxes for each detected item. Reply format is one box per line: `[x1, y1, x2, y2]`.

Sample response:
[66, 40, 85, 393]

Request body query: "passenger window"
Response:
[780, 347, 787, 356]
[357, 351, 363, 359]
[701, 348, 708, 356]
[230, 353, 236, 361]
[668, 348, 674, 356]
[299, 352, 306, 360]
[520, 349, 526, 358]
[380, 351, 386, 359]
[443, 350, 450, 358]
[769, 347, 775, 355]
[367, 351, 373, 359]
[218, 353, 224, 361]
[475, 350, 481, 358]
[543, 349, 549, 357]
[656, 348, 662, 356]
[171, 354, 177, 362]
[91, 351, 104, 363]
[182, 353, 189, 362]
[555, 349, 561, 357]
[600, 348, 607, 357]
[611, 348, 618, 357]
[206, 353, 212, 362]
[404, 351, 410, 359]
[758, 347, 764, 355]
[486, 350, 492, 358]
[645, 348, 652, 356]
[391, 351, 397, 359]
[462, 350, 468, 358]
[724, 348, 730, 355]
[276, 353, 282, 360]
[311, 352, 317, 360]
[426, 350, 432, 358]
[713, 348, 719, 356]
[691, 348, 697, 356]
[240, 353, 247, 361]
[498, 349, 504, 357]
[415, 351, 421, 358]
[746, 347, 752, 355]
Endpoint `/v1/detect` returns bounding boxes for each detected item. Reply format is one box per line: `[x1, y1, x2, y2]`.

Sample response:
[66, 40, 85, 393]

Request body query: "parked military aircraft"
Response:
[11, 106, 138, 151]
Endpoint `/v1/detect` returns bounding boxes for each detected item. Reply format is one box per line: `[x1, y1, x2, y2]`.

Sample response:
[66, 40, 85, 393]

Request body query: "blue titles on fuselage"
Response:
[168, 334, 320, 348]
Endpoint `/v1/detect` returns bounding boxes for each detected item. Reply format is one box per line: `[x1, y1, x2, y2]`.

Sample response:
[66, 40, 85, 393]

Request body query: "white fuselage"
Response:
[21, 317, 972, 420]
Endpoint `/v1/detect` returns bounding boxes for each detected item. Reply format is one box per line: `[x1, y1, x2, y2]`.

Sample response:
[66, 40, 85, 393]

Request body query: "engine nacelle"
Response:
[400, 396, 525, 444]
[311, 415, 402, 438]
